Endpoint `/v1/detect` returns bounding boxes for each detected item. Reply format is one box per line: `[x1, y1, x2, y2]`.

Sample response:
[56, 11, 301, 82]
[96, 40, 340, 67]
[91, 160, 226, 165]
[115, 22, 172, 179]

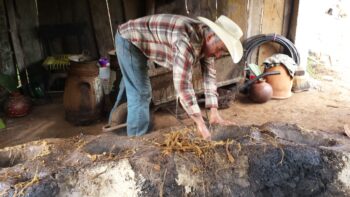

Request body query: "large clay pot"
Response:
[265, 64, 293, 99]
[63, 60, 103, 125]
[4, 91, 31, 118]
[249, 80, 273, 103]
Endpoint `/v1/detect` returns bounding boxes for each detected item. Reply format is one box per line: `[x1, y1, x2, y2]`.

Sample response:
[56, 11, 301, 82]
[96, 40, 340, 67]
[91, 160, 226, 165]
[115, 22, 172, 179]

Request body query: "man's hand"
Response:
[190, 113, 211, 140]
[196, 122, 211, 140]
[209, 108, 236, 126]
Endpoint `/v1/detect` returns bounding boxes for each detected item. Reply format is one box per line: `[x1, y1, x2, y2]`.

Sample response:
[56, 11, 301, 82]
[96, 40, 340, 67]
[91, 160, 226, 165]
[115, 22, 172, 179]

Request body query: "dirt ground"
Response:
[0, 63, 349, 148]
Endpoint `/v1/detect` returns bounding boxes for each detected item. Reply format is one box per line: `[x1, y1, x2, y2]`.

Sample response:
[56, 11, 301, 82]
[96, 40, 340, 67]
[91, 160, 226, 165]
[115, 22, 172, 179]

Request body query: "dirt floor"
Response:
[0, 63, 349, 148]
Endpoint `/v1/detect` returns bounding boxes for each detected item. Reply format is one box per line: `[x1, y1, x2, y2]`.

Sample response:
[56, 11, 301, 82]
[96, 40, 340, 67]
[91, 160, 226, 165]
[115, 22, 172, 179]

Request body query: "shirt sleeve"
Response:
[201, 57, 218, 108]
[172, 39, 201, 115]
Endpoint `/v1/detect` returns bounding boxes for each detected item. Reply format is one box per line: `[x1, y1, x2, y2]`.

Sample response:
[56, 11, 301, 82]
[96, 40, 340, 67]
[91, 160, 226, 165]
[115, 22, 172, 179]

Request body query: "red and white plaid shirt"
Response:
[118, 14, 218, 115]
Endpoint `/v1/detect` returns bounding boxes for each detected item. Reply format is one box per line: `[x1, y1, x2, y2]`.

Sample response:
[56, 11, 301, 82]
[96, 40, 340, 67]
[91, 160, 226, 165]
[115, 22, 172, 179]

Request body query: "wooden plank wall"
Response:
[154, 0, 291, 36]
[36, 0, 98, 57]
[0, 0, 294, 75]
[155, 0, 293, 66]
[247, 0, 293, 65]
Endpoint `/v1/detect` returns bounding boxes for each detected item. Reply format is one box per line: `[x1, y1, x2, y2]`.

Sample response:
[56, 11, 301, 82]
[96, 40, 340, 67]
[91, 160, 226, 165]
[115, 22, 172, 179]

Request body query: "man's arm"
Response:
[172, 40, 211, 139]
[172, 39, 199, 114]
[201, 58, 237, 126]
[200, 57, 218, 109]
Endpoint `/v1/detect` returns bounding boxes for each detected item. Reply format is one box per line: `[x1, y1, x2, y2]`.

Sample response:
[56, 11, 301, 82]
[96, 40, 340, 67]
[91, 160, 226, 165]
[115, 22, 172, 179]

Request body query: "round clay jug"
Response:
[4, 91, 31, 118]
[249, 80, 273, 103]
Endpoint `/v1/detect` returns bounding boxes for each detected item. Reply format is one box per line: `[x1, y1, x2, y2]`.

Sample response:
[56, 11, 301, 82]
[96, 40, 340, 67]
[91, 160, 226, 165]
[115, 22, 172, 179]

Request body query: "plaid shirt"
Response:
[118, 14, 218, 115]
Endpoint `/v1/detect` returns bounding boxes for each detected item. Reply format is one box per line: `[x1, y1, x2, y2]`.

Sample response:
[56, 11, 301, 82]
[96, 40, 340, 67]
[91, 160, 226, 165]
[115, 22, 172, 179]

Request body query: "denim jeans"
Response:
[109, 33, 152, 136]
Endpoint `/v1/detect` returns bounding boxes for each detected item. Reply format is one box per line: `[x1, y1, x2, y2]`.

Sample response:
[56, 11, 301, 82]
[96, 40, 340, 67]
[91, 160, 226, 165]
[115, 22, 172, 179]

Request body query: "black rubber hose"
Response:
[243, 34, 300, 65]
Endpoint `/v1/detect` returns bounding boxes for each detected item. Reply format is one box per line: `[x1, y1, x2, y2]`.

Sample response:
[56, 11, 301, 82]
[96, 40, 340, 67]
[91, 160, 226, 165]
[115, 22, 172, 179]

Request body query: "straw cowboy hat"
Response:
[198, 15, 243, 63]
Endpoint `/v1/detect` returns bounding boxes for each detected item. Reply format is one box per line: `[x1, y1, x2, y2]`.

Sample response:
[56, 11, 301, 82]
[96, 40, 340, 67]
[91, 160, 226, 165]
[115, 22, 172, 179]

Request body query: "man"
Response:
[110, 14, 243, 140]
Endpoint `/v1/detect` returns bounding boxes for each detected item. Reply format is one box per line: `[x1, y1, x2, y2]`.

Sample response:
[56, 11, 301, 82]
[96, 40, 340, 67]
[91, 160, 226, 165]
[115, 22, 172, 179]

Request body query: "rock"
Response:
[0, 122, 349, 196]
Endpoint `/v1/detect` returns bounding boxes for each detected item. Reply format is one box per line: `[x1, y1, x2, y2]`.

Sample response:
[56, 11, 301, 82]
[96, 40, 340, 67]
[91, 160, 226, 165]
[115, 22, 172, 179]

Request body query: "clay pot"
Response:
[4, 91, 31, 118]
[63, 60, 103, 125]
[249, 80, 273, 103]
[265, 64, 293, 99]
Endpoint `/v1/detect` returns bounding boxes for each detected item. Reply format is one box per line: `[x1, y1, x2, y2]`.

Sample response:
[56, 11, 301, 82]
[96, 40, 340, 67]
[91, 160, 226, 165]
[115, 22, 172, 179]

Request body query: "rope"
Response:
[243, 34, 300, 66]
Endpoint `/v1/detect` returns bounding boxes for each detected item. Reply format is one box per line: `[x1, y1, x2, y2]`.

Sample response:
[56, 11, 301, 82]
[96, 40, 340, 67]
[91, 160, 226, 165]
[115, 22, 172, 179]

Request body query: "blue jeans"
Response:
[109, 33, 152, 136]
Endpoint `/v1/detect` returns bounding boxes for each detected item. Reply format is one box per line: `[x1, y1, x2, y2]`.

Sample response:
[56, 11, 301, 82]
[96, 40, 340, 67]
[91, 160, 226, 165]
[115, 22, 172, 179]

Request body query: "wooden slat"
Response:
[88, 0, 114, 57]
[60, 0, 74, 23]
[245, 0, 265, 65]
[154, 0, 188, 16]
[281, 0, 292, 37]
[200, 0, 213, 18]
[0, 0, 15, 75]
[37, 0, 61, 25]
[5, 0, 26, 71]
[59, 0, 81, 54]
[224, 0, 248, 39]
[15, 0, 42, 66]
[258, 0, 285, 65]
[261, 0, 285, 34]
[146, 0, 156, 15]
[247, 0, 264, 37]
[36, 0, 98, 57]
[108, 0, 126, 38]
[72, 0, 99, 57]
[122, 0, 145, 20]
[288, 0, 299, 42]
[37, 0, 65, 55]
